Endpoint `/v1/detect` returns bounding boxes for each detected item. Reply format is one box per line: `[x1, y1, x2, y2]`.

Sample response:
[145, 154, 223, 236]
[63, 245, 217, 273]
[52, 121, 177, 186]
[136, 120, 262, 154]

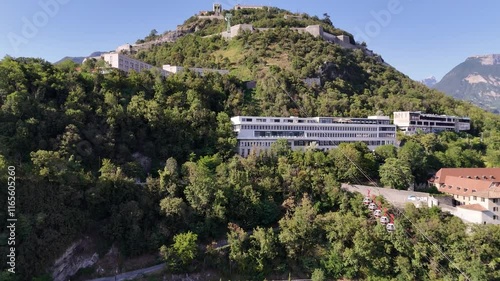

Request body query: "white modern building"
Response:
[431, 168, 500, 224]
[162, 65, 229, 76]
[393, 111, 470, 134]
[101, 53, 170, 76]
[231, 115, 397, 157]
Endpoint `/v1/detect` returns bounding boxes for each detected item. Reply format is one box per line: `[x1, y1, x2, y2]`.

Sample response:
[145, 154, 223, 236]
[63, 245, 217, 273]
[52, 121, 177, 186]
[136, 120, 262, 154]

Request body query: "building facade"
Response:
[231, 115, 397, 157]
[233, 4, 264, 10]
[393, 111, 470, 134]
[101, 53, 169, 76]
[431, 168, 500, 224]
[162, 65, 229, 76]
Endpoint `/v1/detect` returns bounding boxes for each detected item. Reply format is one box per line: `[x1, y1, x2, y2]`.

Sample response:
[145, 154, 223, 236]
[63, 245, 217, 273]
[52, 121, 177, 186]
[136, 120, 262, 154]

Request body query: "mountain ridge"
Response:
[420, 76, 437, 87]
[435, 54, 500, 113]
[54, 51, 107, 65]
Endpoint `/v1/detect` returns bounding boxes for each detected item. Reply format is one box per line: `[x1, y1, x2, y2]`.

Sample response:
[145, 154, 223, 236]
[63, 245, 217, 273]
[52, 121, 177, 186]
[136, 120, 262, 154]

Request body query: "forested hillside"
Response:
[1, 7, 500, 281]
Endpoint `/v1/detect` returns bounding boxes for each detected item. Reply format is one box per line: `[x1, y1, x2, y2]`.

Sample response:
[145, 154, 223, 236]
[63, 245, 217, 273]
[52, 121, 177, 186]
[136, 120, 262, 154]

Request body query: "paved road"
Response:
[87, 227, 281, 281]
[87, 263, 165, 281]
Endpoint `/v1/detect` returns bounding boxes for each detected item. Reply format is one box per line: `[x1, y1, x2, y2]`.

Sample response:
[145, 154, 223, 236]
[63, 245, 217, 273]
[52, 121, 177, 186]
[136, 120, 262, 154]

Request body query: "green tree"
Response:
[158, 157, 179, 196]
[160, 197, 187, 219]
[311, 268, 326, 281]
[160, 231, 198, 271]
[278, 194, 318, 259]
[249, 227, 277, 273]
[379, 158, 414, 189]
[184, 156, 226, 221]
[227, 223, 251, 272]
[172, 232, 198, 265]
[322, 13, 332, 26]
[398, 141, 428, 182]
[374, 144, 397, 164]
[271, 138, 292, 157]
[215, 112, 237, 160]
[329, 142, 377, 183]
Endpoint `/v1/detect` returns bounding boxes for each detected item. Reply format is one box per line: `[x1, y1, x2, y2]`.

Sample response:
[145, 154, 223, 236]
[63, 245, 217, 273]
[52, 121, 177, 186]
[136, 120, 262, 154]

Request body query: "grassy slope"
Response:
[133, 6, 500, 135]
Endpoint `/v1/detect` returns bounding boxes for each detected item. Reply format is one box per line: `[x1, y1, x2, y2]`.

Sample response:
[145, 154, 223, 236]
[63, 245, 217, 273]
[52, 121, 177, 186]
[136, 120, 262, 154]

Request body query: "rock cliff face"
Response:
[51, 237, 99, 281]
[434, 54, 500, 113]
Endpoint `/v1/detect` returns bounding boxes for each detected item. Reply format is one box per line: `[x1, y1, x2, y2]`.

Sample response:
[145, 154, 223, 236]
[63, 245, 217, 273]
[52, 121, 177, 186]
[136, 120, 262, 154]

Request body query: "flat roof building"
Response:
[233, 4, 264, 10]
[101, 53, 169, 76]
[393, 111, 470, 135]
[231, 115, 396, 157]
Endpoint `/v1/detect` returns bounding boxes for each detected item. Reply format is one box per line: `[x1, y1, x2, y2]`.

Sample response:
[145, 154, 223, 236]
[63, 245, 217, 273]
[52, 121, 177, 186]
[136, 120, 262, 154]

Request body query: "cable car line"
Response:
[272, 75, 471, 280]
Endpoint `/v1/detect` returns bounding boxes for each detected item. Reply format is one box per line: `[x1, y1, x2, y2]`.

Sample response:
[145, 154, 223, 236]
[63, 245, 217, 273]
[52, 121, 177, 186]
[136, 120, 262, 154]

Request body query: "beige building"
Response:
[431, 168, 500, 224]
[233, 4, 264, 10]
[101, 53, 169, 76]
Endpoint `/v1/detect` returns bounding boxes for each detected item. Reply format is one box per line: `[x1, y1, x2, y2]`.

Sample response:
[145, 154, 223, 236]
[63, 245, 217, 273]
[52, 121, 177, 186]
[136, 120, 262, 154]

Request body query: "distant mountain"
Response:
[434, 54, 500, 113]
[420, 76, 437, 87]
[54, 51, 106, 65]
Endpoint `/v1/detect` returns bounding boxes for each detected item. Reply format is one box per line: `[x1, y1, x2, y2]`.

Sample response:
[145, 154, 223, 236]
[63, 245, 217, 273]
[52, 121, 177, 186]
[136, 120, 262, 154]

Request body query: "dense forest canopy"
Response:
[1, 6, 500, 281]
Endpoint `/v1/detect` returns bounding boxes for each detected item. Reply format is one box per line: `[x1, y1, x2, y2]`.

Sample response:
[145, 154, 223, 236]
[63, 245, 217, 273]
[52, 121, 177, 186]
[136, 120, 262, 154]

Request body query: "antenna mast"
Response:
[225, 13, 233, 33]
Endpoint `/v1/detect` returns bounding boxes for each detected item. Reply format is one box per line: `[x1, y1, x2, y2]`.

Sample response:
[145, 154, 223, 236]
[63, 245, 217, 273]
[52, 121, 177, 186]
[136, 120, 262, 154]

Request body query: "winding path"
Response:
[87, 263, 165, 281]
[87, 227, 280, 280]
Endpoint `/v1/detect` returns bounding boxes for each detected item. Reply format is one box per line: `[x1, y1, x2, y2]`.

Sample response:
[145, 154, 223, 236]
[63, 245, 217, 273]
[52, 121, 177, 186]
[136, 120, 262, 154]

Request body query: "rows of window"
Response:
[315, 140, 392, 146]
[420, 115, 456, 122]
[251, 131, 396, 139]
[318, 118, 391, 125]
[294, 140, 393, 146]
[244, 118, 309, 123]
[241, 118, 391, 125]
[241, 125, 388, 131]
[456, 194, 486, 202]
[121, 60, 152, 71]
[254, 131, 304, 138]
[306, 132, 379, 138]
[240, 141, 278, 147]
[379, 133, 396, 138]
[239, 139, 394, 148]
[409, 121, 456, 127]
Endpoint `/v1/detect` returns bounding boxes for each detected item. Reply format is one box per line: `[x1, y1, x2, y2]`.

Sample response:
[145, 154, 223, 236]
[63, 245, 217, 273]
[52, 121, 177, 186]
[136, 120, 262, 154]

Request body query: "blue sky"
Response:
[1, 0, 499, 81]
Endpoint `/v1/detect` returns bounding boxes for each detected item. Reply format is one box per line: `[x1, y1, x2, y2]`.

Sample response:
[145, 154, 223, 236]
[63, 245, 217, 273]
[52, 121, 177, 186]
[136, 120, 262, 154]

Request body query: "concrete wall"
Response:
[209, 23, 374, 58]
[284, 15, 304, 20]
[454, 207, 485, 224]
[322, 32, 337, 43]
[341, 183, 438, 208]
[197, 15, 224, 20]
[233, 4, 264, 10]
[227, 24, 254, 38]
[305, 25, 323, 38]
[162, 65, 229, 76]
[443, 206, 500, 225]
[336, 34, 351, 44]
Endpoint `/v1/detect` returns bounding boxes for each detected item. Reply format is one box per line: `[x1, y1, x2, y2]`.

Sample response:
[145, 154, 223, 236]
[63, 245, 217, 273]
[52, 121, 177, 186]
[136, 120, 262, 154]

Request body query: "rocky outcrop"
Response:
[51, 237, 99, 281]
